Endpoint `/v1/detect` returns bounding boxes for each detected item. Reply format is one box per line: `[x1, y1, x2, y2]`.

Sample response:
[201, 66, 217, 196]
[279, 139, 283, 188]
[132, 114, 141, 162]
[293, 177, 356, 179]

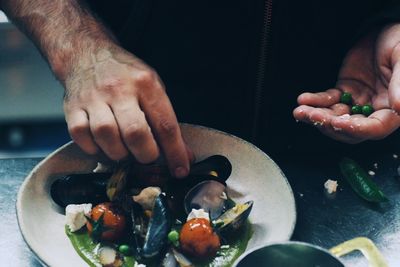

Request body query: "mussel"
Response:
[51, 155, 232, 209]
[131, 193, 172, 259]
[214, 201, 253, 235]
[183, 180, 253, 234]
[189, 155, 232, 181]
[184, 180, 227, 220]
[50, 173, 111, 207]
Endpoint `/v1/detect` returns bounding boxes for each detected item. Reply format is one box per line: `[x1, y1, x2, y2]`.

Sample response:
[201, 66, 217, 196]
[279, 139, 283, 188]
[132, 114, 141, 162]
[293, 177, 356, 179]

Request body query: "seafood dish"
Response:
[50, 155, 253, 267]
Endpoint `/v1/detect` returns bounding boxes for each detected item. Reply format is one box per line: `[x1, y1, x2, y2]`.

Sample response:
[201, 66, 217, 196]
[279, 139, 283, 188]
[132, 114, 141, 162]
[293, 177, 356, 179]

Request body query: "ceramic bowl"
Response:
[17, 124, 296, 266]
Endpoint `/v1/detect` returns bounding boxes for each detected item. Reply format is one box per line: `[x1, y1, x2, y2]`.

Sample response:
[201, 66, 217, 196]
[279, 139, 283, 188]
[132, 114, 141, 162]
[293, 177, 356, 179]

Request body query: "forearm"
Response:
[0, 0, 116, 81]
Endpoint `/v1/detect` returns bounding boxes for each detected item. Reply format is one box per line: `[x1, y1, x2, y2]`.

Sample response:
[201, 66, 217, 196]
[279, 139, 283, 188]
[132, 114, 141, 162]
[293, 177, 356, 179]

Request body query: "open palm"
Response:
[293, 24, 400, 143]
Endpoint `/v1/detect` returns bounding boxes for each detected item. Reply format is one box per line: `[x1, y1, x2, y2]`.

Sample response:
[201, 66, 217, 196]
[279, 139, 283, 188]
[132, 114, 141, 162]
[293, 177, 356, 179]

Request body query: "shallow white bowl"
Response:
[17, 124, 296, 266]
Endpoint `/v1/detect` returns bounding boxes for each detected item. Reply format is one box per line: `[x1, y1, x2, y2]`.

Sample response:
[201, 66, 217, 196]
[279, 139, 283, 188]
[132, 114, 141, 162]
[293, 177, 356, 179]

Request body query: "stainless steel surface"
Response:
[285, 142, 400, 267]
[3, 139, 400, 266]
[0, 158, 41, 266]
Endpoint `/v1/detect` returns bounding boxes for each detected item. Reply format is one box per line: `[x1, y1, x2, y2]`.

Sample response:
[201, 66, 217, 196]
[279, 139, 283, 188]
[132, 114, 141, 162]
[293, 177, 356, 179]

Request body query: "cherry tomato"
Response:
[86, 202, 126, 242]
[179, 218, 220, 259]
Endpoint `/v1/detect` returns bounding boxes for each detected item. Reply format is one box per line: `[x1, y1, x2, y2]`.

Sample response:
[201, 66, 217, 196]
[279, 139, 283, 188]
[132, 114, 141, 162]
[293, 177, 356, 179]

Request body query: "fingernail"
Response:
[175, 166, 188, 178]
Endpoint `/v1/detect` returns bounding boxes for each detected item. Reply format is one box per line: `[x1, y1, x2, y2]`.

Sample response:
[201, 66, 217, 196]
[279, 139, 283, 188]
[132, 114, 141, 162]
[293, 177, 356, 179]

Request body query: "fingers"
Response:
[111, 100, 160, 163]
[331, 109, 400, 140]
[388, 62, 400, 112]
[293, 103, 350, 124]
[294, 104, 400, 143]
[139, 82, 190, 178]
[185, 143, 196, 164]
[297, 89, 342, 107]
[63, 51, 190, 175]
[64, 108, 99, 155]
[87, 103, 129, 160]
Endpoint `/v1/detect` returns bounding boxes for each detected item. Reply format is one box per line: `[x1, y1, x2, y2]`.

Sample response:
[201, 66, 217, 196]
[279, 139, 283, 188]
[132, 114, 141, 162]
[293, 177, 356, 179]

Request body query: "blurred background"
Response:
[0, 11, 70, 158]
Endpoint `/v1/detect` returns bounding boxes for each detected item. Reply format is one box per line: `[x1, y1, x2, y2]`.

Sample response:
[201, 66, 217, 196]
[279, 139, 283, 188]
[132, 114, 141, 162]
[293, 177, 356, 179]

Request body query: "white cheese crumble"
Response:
[368, 170, 375, 176]
[324, 179, 338, 194]
[132, 187, 161, 211]
[98, 246, 117, 265]
[187, 208, 210, 221]
[66, 203, 92, 232]
[393, 154, 398, 159]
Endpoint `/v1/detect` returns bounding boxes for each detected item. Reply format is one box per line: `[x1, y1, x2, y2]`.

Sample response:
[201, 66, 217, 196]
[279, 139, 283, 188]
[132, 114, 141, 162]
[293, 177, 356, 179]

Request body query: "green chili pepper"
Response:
[362, 104, 374, 116]
[351, 105, 363, 114]
[339, 157, 388, 203]
[340, 92, 352, 105]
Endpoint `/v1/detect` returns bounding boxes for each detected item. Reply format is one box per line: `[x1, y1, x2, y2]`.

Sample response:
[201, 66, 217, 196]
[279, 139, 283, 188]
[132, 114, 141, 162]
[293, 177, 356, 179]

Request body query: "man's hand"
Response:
[64, 47, 192, 177]
[293, 24, 400, 143]
[1, 0, 192, 177]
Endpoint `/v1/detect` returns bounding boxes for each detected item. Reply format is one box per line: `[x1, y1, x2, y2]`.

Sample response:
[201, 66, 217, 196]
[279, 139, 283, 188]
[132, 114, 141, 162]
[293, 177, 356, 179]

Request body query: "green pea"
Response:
[340, 92, 352, 105]
[118, 244, 131, 256]
[168, 230, 179, 246]
[362, 104, 374, 116]
[351, 105, 362, 114]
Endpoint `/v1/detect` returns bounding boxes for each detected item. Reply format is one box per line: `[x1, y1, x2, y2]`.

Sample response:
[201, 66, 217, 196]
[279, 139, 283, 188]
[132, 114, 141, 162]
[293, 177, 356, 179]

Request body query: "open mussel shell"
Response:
[132, 194, 172, 259]
[215, 200, 253, 235]
[143, 194, 172, 257]
[184, 180, 227, 220]
[50, 173, 111, 208]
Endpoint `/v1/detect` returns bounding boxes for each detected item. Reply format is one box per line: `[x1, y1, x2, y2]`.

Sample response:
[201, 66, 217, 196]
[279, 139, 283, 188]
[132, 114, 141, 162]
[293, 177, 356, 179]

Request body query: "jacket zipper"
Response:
[251, 0, 273, 142]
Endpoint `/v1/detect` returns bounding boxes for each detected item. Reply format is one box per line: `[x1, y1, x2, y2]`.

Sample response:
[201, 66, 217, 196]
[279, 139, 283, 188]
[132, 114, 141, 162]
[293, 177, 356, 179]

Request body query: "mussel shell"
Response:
[129, 155, 231, 188]
[50, 173, 111, 208]
[129, 163, 170, 188]
[216, 200, 253, 235]
[184, 180, 227, 220]
[142, 194, 172, 258]
[189, 155, 232, 181]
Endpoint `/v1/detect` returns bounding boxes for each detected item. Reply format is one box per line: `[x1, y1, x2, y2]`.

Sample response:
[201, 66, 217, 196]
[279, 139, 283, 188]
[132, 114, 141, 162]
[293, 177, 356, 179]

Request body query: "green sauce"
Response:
[195, 222, 252, 267]
[66, 222, 251, 267]
[66, 226, 135, 267]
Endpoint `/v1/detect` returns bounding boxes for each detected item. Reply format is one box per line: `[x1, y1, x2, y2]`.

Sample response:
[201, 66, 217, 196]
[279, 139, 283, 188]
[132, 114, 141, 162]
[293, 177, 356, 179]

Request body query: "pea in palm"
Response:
[293, 24, 400, 144]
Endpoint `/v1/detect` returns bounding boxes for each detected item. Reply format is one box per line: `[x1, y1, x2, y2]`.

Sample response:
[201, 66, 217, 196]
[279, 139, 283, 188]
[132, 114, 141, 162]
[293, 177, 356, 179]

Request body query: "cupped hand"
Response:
[63, 46, 193, 177]
[293, 24, 400, 143]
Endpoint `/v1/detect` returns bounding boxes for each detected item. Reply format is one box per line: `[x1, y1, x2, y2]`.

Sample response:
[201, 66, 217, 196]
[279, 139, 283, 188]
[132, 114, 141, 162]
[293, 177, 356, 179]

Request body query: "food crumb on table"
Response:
[373, 163, 378, 169]
[393, 154, 398, 159]
[324, 179, 338, 194]
[368, 170, 375, 176]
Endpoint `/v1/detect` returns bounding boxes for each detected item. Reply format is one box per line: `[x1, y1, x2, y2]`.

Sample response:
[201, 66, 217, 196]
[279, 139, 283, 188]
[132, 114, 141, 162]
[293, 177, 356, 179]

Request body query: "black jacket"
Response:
[88, 0, 400, 161]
